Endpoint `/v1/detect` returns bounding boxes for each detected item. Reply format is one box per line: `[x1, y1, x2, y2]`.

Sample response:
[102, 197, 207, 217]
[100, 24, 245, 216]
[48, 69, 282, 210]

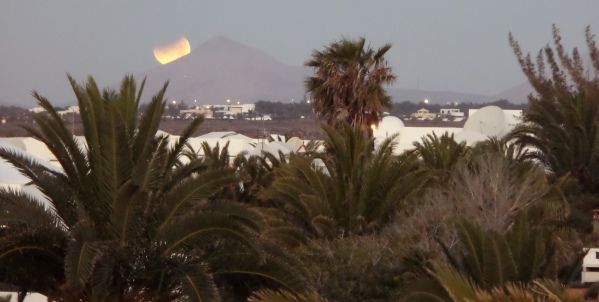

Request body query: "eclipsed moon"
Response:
[153, 37, 191, 64]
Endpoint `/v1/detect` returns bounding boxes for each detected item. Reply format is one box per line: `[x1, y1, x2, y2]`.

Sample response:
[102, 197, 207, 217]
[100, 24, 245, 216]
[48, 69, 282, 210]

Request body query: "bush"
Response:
[389, 151, 565, 257]
[295, 234, 407, 302]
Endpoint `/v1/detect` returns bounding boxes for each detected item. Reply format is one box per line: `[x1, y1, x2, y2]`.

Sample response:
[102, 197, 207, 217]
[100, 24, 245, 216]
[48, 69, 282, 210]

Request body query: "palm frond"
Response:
[177, 265, 221, 302]
[248, 289, 328, 302]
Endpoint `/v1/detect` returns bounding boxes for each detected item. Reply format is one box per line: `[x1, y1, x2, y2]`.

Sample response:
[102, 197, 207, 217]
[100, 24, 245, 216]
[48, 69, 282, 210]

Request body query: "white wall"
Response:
[0, 292, 47, 302]
[582, 248, 599, 283]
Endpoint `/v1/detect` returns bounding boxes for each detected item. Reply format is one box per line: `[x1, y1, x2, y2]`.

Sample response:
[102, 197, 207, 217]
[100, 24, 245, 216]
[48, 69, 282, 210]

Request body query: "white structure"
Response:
[503, 109, 524, 129]
[212, 104, 255, 119]
[191, 131, 255, 157]
[252, 141, 294, 156]
[582, 248, 599, 283]
[453, 130, 489, 146]
[373, 115, 405, 138]
[28, 107, 45, 114]
[0, 292, 47, 302]
[57, 106, 79, 116]
[167, 103, 259, 120]
[411, 108, 437, 120]
[466, 106, 522, 137]
[28, 105, 83, 116]
[464, 106, 507, 137]
[0, 137, 58, 166]
[371, 115, 489, 154]
[286, 137, 305, 152]
[245, 114, 272, 121]
[179, 107, 213, 119]
[372, 125, 462, 155]
[0, 140, 54, 209]
[440, 108, 465, 118]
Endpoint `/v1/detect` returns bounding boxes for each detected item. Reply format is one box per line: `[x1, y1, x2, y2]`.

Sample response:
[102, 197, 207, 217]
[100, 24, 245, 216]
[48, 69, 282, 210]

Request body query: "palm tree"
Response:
[305, 37, 396, 136]
[261, 125, 427, 238]
[411, 132, 470, 172]
[182, 142, 309, 248]
[0, 75, 304, 301]
[402, 217, 568, 302]
[409, 132, 470, 187]
[248, 289, 328, 302]
[507, 93, 599, 193]
[469, 137, 527, 164]
[442, 218, 555, 288]
[183, 141, 289, 204]
[405, 264, 580, 302]
[233, 151, 288, 204]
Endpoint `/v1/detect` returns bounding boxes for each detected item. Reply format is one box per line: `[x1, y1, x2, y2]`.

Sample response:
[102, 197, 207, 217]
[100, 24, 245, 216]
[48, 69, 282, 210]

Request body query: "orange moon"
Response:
[153, 37, 191, 64]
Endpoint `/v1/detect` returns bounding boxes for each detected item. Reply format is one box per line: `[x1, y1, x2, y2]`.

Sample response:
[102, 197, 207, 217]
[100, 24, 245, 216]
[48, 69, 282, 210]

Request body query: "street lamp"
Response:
[424, 99, 429, 105]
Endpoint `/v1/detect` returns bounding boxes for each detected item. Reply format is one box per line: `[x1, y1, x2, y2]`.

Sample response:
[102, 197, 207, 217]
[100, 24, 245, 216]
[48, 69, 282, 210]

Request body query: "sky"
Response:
[1, 0, 598, 106]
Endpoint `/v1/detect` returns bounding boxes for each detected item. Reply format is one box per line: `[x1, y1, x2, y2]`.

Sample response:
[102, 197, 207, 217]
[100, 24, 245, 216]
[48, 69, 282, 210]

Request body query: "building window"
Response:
[596, 252, 599, 259]
[587, 267, 599, 272]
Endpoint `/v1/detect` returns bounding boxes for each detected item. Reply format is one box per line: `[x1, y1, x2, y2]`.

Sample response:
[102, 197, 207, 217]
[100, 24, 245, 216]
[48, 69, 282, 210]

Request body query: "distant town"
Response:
[0, 98, 526, 138]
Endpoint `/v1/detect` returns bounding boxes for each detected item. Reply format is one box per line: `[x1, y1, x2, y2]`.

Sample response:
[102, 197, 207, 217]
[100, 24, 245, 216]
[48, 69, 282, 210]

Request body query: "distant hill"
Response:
[139, 36, 310, 104]
[491, 54, 597, 104]
[139, 36, 528, 105]
[493, 82, 533, 103]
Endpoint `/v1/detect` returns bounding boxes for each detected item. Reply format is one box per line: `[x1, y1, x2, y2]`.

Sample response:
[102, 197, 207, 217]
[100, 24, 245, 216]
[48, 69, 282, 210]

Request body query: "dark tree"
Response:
[508, 26, 599, 193]
[305, 37, 396, 137]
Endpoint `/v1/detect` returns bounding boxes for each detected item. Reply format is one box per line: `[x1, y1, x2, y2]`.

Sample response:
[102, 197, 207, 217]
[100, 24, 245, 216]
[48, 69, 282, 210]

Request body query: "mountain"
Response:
[492, 82, 533, 103]
[492, 54, 597, 104]
[139, 36, 310, 104]
[139, 36, 525, 105]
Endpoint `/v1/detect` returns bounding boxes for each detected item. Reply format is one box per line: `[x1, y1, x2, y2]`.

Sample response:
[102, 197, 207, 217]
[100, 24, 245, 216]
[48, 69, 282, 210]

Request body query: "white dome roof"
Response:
[374, 116, 404, 138]
[286, 137, 304, 151]
[454, 129, 489, 146]
[464, 106, 508, 137]
[0, 159, 29, 185]
[261, 141, 293, 156]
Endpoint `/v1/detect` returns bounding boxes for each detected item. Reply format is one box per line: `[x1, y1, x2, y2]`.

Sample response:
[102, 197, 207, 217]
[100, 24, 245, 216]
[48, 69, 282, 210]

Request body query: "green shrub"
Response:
[295, 234, 407, 302]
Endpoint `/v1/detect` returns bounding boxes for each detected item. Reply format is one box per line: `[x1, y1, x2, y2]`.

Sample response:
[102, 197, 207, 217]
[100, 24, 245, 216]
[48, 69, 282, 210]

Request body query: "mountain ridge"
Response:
[139, 36, 309, 104]
[138, 36, 528, 105]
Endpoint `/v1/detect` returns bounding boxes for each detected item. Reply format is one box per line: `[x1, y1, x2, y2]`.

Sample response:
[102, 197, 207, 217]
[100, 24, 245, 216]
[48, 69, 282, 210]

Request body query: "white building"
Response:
[411, 108, 437, 120]
[28, 107, 45, 114]
[439, 108, 465, 118]
[373, 115, 404, 139]
[28, 105, 80, 116]
[466, 107, 522, 137]
[465, 106, 523, 138]
[371, 106, 527, 154]
[245, 114, 272, 121]
[211, 103, 256, 119]
[214, 104, 255, 114]
[582, 248, 599, 283]
[179, 106, 213, 119]
[0, 292, 47, 302]
[57, 105, 80, 116]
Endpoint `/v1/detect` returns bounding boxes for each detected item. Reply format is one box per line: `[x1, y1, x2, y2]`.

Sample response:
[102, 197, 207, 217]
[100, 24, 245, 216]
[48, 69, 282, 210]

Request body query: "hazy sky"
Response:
[1, 0, 598, 106]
